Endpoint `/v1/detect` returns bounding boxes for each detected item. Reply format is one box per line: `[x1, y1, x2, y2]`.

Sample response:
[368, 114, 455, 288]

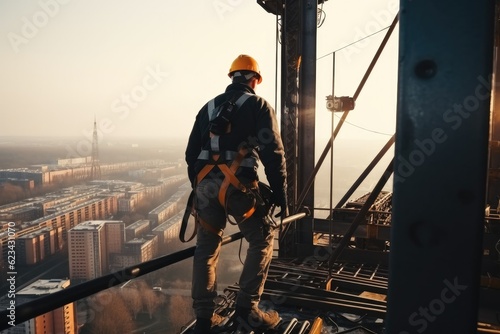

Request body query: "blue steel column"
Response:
[487, 45, 500, 206]
[279, 0, 301, 258]
[296, 0, 316, 255]
[387, 1, 495, 334]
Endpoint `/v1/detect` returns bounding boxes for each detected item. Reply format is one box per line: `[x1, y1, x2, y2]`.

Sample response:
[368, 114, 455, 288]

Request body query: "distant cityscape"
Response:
[0, 131, 199, 333]
[0, 131, 394, 333]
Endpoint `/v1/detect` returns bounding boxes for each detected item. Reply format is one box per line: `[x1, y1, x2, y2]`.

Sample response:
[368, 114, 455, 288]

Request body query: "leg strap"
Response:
[197, 216, 223, 237]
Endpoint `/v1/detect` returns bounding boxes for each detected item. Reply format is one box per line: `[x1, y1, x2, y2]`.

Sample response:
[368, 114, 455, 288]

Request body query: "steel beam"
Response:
[294, 0, 318, 256]
[278, 0, 318, 257]
[387, 1, 495, 333]
[313, 218, 392, 241]
[269, 263, 388, 294]
[225, 285, 386, 318]
[487, 10, 500, 206]
[279, 0, 301, 257]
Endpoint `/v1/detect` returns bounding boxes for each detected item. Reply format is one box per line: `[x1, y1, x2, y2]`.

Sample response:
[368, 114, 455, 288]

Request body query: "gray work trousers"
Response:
[192, 176, 274, 319]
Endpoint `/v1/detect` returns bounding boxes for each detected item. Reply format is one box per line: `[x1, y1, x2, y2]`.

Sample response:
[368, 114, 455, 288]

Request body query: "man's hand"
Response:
[274, 205, 288, 219]
[272, 193, 288, 219]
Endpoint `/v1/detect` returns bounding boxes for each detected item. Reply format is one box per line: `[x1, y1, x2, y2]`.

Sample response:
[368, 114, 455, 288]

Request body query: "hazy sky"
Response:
[1, 0, 399, 146]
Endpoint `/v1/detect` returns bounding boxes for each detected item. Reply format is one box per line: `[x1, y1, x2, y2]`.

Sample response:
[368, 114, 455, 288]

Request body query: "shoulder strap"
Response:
[234, 92, 253, 108]
[206, 92, 253, 121]
[207, 99, 217, 121]
[206, 92, 253, 152]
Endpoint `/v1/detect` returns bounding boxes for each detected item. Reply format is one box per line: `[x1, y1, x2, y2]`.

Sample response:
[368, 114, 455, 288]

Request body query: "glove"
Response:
[274, 206, 288, 219]
[271, 193, 288, 219]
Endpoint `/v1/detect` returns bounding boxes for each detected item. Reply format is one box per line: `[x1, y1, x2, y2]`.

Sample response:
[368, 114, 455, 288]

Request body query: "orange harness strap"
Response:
[179, 197, 223, 243]
[197, 216, 223, 237]
[179, 149, 258, 242]
[196, 154, 221, 184]
[196, 148, 256, 220]
[218, 163, 257, 220]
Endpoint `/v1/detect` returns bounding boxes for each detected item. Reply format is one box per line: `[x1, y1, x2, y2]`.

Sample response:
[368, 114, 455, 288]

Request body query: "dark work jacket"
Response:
[185, 82, 287, 207]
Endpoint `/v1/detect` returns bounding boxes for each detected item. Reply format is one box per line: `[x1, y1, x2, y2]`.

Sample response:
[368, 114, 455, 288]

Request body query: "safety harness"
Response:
[197, 147, 258, 220]
[180, 92, 256, 242]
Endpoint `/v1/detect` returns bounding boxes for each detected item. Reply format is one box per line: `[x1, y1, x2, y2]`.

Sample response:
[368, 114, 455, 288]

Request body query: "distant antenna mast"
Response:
[90, 117, 101, 180]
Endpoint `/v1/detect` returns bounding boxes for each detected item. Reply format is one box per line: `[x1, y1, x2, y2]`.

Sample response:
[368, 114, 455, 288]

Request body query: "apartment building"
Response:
[68, 220, 124, 281]
[0, 279, 77, 334]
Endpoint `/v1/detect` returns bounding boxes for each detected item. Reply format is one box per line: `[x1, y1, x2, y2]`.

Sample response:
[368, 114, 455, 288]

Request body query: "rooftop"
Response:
[18, 279, 71, 297]
[70, 220, 122, 231]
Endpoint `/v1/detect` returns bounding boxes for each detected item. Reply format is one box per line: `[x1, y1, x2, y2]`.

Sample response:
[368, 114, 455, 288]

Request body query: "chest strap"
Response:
[197, 150, 258, 168]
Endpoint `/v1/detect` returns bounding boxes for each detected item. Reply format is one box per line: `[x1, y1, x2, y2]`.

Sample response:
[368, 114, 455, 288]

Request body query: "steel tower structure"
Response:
[90, 118, 101, 180]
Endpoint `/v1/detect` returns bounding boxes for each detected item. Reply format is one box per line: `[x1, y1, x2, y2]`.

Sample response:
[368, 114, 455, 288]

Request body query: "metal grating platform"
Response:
[180, 259, 388, 333]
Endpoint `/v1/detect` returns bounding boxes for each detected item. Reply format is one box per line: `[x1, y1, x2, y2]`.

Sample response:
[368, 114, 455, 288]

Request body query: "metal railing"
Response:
[0, 212, 306, 331]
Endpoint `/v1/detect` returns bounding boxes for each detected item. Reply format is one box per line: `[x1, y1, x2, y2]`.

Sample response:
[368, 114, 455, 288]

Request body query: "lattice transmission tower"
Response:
[90, 117, 101, 180]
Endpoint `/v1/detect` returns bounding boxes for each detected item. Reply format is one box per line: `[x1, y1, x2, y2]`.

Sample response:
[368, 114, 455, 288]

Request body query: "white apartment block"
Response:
[68, 220, 124, 281]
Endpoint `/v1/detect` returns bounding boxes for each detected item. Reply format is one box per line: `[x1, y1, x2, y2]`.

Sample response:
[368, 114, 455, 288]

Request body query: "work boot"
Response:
[211, 313, 225, 328]
[233, 305, 280, 331]
[193, 317, 210, 334]
[193, 313, 225, 333]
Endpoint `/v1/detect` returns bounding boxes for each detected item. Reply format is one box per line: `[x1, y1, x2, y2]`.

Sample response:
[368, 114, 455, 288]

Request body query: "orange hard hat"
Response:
[228, 54, 262, 84]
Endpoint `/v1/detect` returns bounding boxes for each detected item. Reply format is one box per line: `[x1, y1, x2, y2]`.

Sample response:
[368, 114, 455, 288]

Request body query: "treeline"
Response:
[79, 280, 193, 333]
[0, 180, 82, 206]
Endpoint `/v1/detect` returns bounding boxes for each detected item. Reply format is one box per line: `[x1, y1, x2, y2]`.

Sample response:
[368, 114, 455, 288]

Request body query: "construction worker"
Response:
[185, 54, 287, 333]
